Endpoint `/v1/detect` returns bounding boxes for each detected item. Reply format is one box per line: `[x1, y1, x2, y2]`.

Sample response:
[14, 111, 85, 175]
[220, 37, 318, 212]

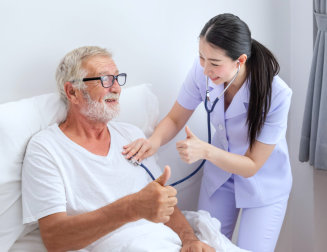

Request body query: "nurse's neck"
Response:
[224, 64, 247, 92]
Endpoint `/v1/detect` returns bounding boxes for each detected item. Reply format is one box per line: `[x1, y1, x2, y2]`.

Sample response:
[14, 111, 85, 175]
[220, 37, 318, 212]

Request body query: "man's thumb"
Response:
[156, 166, 171, 186]
[185, 126, 195, 138]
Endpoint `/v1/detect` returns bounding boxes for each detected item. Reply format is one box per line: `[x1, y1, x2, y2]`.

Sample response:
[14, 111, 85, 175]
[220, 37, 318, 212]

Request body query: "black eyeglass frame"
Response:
[82, 73, 127, 88]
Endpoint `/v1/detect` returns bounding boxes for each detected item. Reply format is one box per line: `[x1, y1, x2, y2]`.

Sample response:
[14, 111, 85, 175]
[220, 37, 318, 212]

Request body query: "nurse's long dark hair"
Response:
[200, 13, 280, 149]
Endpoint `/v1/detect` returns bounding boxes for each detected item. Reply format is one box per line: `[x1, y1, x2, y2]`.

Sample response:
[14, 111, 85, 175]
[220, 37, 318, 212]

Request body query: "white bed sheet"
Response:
[10, 210, 250, 252]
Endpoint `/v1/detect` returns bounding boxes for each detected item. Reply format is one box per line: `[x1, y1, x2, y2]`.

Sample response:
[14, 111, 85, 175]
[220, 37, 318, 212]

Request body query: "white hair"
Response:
[55, 46, 112, 107]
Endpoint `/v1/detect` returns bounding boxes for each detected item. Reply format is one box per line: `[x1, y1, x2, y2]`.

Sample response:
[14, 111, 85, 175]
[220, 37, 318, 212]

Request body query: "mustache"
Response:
[103, 93, 120, 100]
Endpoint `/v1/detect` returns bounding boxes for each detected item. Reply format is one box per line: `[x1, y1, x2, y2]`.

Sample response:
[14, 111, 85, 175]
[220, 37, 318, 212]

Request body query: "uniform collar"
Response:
[225, 78, 250, 119]
[206, 78, 224, 102]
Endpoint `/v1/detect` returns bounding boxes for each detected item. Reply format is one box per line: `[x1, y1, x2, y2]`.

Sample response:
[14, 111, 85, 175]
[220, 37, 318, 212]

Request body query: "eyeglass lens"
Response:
[102, 74, 126, 87]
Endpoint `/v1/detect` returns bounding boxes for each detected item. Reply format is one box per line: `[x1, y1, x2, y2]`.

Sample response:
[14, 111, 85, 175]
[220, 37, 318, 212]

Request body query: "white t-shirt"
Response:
[22, 122, 181, 251]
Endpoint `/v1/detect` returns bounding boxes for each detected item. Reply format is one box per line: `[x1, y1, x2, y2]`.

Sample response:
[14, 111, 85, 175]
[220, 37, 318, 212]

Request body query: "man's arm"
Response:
[165, 207, 215, 251]
[39, 194, 137, 251]
[39, 167, 176, 252]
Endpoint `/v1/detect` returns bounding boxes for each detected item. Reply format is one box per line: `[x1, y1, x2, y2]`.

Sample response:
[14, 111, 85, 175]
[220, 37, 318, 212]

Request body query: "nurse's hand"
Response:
[176, 126, 208, 164]
[122, 137, 160, 162]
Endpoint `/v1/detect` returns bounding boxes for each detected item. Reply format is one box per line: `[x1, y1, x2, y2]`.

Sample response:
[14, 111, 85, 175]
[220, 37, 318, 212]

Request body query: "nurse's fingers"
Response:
[123, 138, 146, 150]
[177, 150, 195, 164]
[177, 151, 187, 159]
[133, 144, 152, 162]
[180, 156, 193, 164]
[176, 146, 190, 156]
[123, 138, 146, 158]
[122, 139, 139, 153]
[176, 140, 189, 149]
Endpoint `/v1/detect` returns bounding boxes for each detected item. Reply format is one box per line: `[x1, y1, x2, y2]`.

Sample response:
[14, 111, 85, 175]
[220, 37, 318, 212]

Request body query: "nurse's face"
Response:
[199, 38, 239, 85]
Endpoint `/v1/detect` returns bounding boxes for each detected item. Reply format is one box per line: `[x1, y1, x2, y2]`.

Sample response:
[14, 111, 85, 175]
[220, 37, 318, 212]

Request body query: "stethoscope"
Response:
[130, 61, 241, 187]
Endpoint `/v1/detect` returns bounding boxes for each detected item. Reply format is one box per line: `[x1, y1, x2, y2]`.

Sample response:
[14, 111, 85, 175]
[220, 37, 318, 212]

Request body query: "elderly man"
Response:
[21, 46, 214, 251]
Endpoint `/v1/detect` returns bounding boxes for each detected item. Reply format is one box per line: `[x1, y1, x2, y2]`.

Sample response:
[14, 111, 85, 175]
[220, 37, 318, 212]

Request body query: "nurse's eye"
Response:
[199, 57, 205, 67]
[211, 63, 220, 67]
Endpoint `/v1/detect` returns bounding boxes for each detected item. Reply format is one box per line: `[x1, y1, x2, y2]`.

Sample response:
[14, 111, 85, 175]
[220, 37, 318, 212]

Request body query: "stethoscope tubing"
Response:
[138, 90, 218, 187]
[138, 106, 213, 187]
[138, 63, 240, 187]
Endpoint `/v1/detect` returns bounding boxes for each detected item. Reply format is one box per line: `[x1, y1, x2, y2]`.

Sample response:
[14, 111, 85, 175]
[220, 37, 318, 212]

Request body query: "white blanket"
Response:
[183, 210, 250, 252]
[91, 210, 250, 252]
[10, 210, 249, 252]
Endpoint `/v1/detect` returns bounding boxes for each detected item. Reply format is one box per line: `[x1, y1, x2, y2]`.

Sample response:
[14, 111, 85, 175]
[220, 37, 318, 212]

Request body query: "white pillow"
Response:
[116, 83, 159, 137]
[0, 83, 159, 251]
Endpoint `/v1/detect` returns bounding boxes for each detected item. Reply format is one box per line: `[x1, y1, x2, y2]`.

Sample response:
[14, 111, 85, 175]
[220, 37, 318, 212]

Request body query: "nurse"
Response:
[123, 13, 292, 252]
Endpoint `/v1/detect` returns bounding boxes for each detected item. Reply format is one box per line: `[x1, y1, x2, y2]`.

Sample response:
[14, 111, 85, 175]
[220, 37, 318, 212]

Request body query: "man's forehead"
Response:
[82, 55, 118, 74]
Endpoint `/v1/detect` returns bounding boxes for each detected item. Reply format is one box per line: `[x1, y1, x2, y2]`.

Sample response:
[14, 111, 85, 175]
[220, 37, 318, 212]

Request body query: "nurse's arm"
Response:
[205, 140, 275, 178]
[151, 101, 194, 146]
[124, 101, 194, 161]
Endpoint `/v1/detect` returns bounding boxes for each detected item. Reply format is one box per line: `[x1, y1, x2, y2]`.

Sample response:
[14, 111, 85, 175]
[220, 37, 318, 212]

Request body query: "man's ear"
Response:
[64, 81, 79, 104]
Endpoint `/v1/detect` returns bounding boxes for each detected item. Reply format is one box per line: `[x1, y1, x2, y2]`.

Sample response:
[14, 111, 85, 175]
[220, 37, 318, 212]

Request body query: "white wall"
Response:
[2, 0, 323, 251]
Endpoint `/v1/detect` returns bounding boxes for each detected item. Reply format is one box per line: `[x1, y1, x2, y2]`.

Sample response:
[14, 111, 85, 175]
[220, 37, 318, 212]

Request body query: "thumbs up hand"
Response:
[176, 126, 208, 164]
[134, 166, 177, 223]
[155, 165, 171, 186]
[185, 125, 196, 139]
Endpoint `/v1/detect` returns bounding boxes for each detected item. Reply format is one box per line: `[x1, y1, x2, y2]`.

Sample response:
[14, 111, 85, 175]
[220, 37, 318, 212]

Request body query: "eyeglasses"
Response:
[82, 73, 127, 88]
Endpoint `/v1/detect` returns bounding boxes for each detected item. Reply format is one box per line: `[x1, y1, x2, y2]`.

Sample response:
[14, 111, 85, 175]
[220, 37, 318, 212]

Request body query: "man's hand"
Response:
[134, 166, 177, 223]
[181, 239, 216, 252]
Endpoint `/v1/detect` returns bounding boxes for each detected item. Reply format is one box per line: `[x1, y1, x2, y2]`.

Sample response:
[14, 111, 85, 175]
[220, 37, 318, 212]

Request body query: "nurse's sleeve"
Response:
[256, 86, 292, 145]
[177, 59, 203, 110]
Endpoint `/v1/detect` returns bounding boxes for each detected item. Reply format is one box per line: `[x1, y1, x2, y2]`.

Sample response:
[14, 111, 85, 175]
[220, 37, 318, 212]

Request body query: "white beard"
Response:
[80, 91, 120, 123]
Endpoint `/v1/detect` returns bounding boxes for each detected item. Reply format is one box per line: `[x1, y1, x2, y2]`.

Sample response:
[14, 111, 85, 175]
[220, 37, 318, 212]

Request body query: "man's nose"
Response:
[108, 79, 121, 93]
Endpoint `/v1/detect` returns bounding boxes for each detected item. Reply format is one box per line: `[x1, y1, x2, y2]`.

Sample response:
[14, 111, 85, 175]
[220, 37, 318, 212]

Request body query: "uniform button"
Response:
[218, 124, 224, 130]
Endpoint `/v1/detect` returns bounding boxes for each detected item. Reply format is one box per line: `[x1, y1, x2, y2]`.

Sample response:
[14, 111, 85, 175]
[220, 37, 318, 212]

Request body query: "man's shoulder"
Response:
[109, 121, 146, 141]
[28, 123, 59, 147]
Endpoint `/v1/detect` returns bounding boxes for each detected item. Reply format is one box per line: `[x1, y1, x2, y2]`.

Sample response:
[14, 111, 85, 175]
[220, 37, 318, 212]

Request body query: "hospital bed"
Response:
[0, 84, 248, 251]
